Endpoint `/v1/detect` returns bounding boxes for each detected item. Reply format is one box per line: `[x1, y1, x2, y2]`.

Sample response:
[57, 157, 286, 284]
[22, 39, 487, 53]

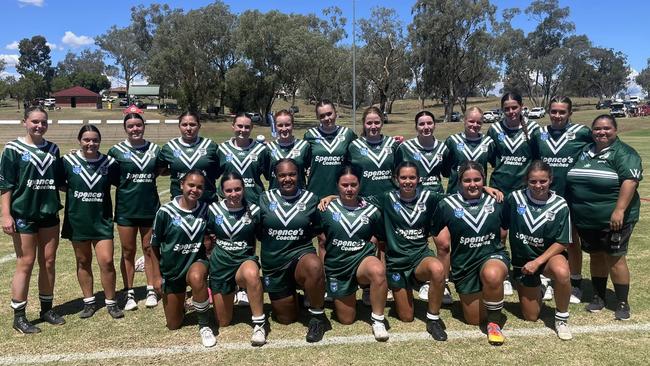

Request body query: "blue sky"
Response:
[1, 0, 648, 94]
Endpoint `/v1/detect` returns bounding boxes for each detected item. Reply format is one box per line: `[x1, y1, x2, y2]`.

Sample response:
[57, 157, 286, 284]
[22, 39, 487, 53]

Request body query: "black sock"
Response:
[570, 277, 582, 289]
[613, 283, 629, 304]
[192, 299, 211, 328]
[39, 294, 53, 314]
[591, 276, 608, 300]
[11, 299, 27, 319]
[484, 300, 504, 324]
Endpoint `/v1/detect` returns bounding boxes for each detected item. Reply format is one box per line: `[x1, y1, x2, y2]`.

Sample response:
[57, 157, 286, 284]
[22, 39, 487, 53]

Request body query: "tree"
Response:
[357, 7, 411, 113]
[96, 26, 146, 102]
[637, 59, 650, 97]
[12, 73, 47, 107]
[586, 47, 629, 99]
[16, 35, 53, 95]
[57, 49, 107, 76]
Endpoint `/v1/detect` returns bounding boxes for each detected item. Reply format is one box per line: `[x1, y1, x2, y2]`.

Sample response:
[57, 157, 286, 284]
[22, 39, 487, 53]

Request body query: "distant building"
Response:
[52, 86, 101, 109]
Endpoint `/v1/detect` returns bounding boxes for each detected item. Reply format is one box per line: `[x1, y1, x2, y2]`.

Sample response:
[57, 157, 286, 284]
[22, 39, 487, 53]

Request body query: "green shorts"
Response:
[453, 252, 510, 295]
[162, 259, 208, 294]
[115, 217, 154, 227]
[386, 254, 431, 290]
[14, 215, 60, 234]
[210, 258, 260, 295]
[263, 249, 315, 300]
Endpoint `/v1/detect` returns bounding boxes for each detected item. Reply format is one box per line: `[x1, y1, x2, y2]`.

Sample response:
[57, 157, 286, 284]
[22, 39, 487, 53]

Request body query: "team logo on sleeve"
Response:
[360, 147, 369, 156]
[456, 142, 465, 151]
[540, 132, 549, 141]
[215, 215, 224, 225]
[123, 151, 132, 159]
[454, 207, 464, 218]
[21, 151, 31, 161]
[99, 166, 108, 175]
[498, 132, 506, 141]
[269, 201, 278, 211]
[173, 149, 182, 158]
[393, 202, 402, 212]
[332, 212, 342, 222]
[412, 152, 421, 161]
[15, 219, 26, 228]
[484, 203, 494, 214]
[517, 204, 527, 215]
[545, 211, 556, 221]
[172, 215, 182, 226]
[73, 165, 82, 174]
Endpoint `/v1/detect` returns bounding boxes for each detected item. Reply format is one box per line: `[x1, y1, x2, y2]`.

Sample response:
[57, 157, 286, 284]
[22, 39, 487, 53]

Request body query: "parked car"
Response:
[289, 105, 299, 114]
[245, 112, 262, 123]
[450, 111, 462, 122]
[596, 100, 612, 110]
[119, 98, 129, 107]
[528, 107, 546, 119]
[628, 96, 642, 103]
[610, 102, 626, 118]
[44, 98, 55, 107]
[482, 110, 499, 123]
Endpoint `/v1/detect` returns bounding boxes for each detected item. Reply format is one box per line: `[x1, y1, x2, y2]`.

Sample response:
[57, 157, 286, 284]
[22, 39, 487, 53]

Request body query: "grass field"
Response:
[1, 97, 650, 365]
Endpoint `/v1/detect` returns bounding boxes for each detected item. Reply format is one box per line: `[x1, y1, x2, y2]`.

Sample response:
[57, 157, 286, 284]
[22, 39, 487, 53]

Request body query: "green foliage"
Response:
[635, 59, 650, 97]
[57, 49, 107, 76]
[51, 72, 111, 93]
[96, 25, 146, 99]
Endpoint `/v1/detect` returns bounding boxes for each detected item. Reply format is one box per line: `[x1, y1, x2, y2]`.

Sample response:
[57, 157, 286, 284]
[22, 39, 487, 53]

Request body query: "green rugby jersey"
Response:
[108, 140, 161, 220]
[151, 198, 209, 282]
[217, 138, 270, 203]
[371, 189, 443, 273]
[431, 193, 506, 284]
[258, 189, 321, 272]
[348, 136, 398, 197]
[207, 201, 260, 274]
[530, 123, 591, 196]
[487, 119, 540, 195]
[304, 126, 357, 197]
[0, 138, 62, 221]
[158, 137, 219, 202]
[502, 189, 571, 267]
[566, 139, 643, 230]
[320, 198, 382, 278]
[395, 137, 447, 193]
[61, 152, 119, 241]
[267, 138, 310, 189]
[442, 133, 495, 194]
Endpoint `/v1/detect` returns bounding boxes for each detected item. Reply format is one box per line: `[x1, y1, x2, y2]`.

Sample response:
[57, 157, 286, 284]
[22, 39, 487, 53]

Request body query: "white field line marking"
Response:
[0, 253, 16, 263]
[2, 322, 650, 365]
[158, 189, 170, 197]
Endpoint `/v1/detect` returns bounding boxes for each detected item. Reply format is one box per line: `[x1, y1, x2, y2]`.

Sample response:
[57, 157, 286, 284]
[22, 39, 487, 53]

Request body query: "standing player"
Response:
[530, 96, 591, 303]
[1, 106, 65, 333]
[207, 173, 266, 346]
[395, 111, 448, 194]
[150, 169, 215, 347]
[108, 107, 161, 310]
[502, 161, 573, 340]
[158, 112, 219, 202]
[267, 109, 310, 190]
[61, 125, 123, 319]
[431, 161, 510, 345]
[259, 158, 326, 343]
[318, 166, 388, 341]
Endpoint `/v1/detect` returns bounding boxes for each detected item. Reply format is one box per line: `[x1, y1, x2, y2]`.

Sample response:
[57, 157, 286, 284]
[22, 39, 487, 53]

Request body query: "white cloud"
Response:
[46, 42, 60, 51]
[61, 31, 93, 48]
[0, 54, 20, 67]
[626, 68, 645, 97]
[18, 0, 44, 7]
[6, 41, 19, 50]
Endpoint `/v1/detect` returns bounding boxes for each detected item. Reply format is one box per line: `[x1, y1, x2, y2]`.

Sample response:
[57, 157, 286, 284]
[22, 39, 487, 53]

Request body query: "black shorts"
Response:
[578, 224, 635, 256]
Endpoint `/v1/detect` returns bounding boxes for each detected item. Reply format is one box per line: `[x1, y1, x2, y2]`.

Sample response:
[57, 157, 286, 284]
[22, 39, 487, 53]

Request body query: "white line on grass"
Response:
[0, 253, 16, 264]
[2, 322, 650, 365]
[158, 189, 170, 198]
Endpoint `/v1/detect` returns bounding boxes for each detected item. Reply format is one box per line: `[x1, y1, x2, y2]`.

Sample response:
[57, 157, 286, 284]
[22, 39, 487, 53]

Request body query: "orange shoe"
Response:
[487, 322, 505, 346]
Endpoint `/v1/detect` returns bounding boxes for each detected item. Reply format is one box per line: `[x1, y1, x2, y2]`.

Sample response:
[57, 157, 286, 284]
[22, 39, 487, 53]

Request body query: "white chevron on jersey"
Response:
[265, 190, 314, 227]
[327, 199, 379, 238]
[388, 190, 430, 227]
[492, 121, 539, 154]
[5, 140, 57, 176]
[308, 127, 350, 154]
[449, 133, 493, 161]
[540, 124, 587, 155]
[160, 200, 208, 241]
[512, 190, 568, 233]
[445, 194, 494, 233]
[401, 138, 446, 173]
[351, 137, 395, 168]
[219, 139, 267, 175]
[113, 140, 158, 171]
[209, 201, 260, 239]
[63, 153, 115, 190]
[269, 139, 308, 160]
[168, 137, 213, 170]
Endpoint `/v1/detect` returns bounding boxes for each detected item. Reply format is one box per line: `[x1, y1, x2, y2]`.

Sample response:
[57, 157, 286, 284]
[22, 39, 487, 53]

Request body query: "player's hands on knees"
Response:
[522, 259, 541, 275]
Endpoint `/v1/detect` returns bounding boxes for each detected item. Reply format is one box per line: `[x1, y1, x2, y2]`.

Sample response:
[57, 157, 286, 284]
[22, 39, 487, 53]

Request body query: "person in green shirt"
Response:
[61, 125, 122, 320]
[267, 109, 310, 190]
[566, 115, 642, 321]
[1, 106, 65, 333]
[502, 161, 573, 341]
[150, 169, 215, 348]
[107, 109, 161, 311]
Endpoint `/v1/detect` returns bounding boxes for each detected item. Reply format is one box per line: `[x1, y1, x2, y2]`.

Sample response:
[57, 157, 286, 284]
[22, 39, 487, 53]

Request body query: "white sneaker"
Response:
[386, 289, 394, 302]
[145, 292, 158, 308]
[442, 284, 453, 305]
[418, 283, 430, 300]
[569, 287, 582, 304]
[134, 256, 145, 272]
[200, 326, 217, 347]
[372, 321, 389, 341]
[555, 320, 572, 341]
[503, 280, 514, 296]
[251, 324, 266, 346]
[124, 297, 138, 311]
[542, 284, 554, 301]
[362, 288, 371, 306]
[234, 290, 249, 307]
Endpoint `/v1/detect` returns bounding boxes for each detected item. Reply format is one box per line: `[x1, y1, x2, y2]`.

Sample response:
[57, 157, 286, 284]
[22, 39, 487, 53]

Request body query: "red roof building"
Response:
[52, 86, 101, 109]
